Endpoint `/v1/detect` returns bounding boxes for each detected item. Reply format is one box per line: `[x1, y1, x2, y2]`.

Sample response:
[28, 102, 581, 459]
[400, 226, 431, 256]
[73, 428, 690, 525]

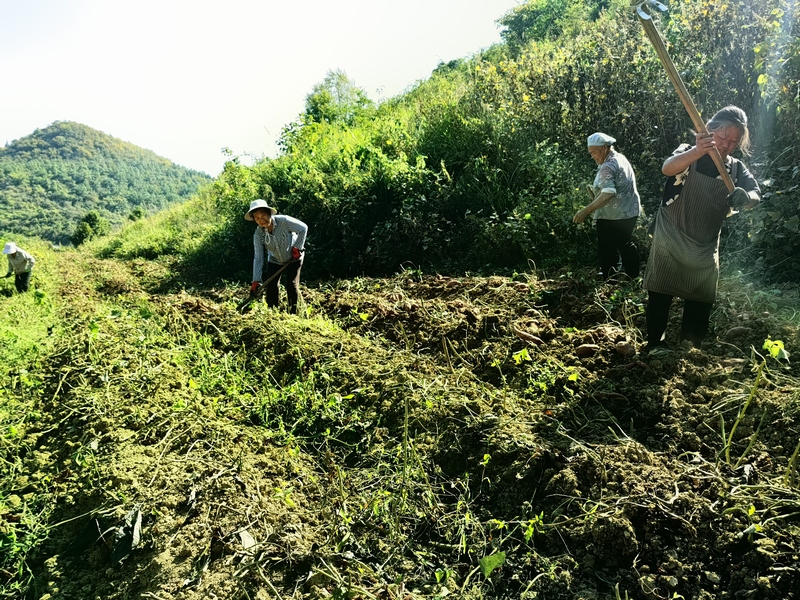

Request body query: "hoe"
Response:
[635, 0, 735, 192]
[237, 258, 299, 313]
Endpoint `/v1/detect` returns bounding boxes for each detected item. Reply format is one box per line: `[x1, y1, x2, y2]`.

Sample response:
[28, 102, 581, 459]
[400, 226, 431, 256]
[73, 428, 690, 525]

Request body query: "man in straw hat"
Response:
[245, 193, 308, 314]
[3, 242, 36, 293]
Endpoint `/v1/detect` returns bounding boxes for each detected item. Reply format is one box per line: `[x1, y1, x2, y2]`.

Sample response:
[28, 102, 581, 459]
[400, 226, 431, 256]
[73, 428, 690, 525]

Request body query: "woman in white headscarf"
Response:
[3, 242, 36, 293]
[573, 132, 642, 279]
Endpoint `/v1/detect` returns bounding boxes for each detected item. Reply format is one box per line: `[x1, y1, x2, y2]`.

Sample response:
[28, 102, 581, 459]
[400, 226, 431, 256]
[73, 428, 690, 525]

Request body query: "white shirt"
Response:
[592, 150, 642, 221]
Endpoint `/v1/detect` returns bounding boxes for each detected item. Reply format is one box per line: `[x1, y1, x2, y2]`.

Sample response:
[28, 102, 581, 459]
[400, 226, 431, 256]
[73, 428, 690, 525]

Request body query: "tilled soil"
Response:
[4, 255, 799, 599]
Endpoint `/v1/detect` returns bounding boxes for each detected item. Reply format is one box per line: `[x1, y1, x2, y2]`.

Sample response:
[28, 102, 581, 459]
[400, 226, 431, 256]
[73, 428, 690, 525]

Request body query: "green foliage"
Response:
[497, 0, 626, 53]
[478, 551, 506, 577]
[498, 0, 569, 46]
[70, 211, 110, 246]
[303, 69, 375, 126]
[0, 238, 59, 594]
[0, 121, 211, 244]
[211, 110, 438, 278]
[499, 0, 578, 48]
[128, 207, 146, 221]
[153, 0, 800, 283]
[69, 222, 93, 247]
[727, 0, 800, 281]
[763, 337, 790, 362]
[95, 192, 218, 269]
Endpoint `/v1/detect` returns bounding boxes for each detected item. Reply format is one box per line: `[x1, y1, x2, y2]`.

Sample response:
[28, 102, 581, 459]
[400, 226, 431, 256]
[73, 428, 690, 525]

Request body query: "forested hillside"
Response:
[0, 121, 211, 244]
[159, 0, 797, 284]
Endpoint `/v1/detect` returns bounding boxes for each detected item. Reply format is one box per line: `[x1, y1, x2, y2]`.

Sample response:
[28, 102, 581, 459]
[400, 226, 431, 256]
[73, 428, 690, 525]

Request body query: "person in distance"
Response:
[573, 132, 643, 280]
[3, 242, 36, 293]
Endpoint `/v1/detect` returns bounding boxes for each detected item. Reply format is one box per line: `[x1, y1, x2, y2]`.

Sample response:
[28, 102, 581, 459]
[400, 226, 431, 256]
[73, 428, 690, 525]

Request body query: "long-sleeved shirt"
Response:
[252, 215, 308, 282]
[6, 248, 36, 275]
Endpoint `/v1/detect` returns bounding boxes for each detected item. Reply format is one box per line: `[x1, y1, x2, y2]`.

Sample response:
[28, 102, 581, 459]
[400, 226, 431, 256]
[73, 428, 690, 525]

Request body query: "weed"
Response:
[523, 512, 545, 543]
[719, 339, 790, 468]
[2, 240, 799, 598]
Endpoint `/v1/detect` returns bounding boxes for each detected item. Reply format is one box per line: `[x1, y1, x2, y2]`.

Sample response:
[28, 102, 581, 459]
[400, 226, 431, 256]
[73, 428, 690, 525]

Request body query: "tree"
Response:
[497, 0, 613, 53]
[304, 70, 374, 125]
[498, 0, 572, 49]
[70, 222, 94, 247]
[128, 207, 146, 221]
[70, 211, 110, 246]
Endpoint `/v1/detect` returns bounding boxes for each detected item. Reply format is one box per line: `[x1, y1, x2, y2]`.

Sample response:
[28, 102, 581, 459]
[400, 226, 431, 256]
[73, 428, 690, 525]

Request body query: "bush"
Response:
[70, 211, 110, 246]
[186, 0, 799, 283]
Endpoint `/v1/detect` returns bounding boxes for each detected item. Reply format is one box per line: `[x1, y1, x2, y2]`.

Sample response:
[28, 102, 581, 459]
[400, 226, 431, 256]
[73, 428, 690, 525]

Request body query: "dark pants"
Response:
[596, 217, 639, 278]
[646, 291, 713, 347]
[15, 272, 31, 293]
[263, 260, 303, 314]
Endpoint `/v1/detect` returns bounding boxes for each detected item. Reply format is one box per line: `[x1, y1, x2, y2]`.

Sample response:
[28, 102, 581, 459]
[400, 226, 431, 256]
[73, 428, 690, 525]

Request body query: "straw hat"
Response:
[244, 199, 277, 221]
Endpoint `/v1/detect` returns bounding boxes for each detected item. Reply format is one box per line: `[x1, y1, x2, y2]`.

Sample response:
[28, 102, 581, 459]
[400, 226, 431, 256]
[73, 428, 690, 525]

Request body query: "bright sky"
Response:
[1, 0, 519, 176]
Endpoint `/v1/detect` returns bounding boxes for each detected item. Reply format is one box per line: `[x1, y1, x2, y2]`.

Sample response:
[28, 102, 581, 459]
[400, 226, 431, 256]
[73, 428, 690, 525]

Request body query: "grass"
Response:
[91, 192, 220, 262]
[0, 237, 62, 598]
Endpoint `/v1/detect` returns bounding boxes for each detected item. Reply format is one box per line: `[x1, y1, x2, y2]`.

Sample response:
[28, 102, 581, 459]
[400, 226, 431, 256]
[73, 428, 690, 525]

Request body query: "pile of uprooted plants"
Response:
[3, 252, 800, 599]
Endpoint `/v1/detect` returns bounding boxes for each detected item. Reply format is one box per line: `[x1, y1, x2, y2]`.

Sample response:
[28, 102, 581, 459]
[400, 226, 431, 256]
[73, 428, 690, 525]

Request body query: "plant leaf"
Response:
[479, 551, 506, 577]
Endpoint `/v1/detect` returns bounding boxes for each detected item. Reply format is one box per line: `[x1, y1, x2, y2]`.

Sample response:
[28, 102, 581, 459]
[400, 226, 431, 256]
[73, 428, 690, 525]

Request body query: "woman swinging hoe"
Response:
[643, 106, 760, 355]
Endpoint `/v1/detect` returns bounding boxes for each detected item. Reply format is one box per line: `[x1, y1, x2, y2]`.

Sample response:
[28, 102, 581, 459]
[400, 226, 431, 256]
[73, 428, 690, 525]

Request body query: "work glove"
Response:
[291, 247, 301, 260]
[727, 187, 751, 209]
[250, 281, 260, 293]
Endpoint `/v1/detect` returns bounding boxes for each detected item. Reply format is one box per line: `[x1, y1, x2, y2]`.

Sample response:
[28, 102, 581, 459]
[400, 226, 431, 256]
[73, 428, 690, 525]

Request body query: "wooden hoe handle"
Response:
[637, 4, 735, 192]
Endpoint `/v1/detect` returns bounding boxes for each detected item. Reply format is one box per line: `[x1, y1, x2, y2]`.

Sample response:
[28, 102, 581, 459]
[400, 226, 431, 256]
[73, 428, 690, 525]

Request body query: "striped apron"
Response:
[643, 163, 730, 303]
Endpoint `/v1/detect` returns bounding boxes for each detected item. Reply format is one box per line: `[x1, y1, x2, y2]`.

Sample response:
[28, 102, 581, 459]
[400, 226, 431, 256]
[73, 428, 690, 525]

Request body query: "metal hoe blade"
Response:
[635, 0, 667, 20]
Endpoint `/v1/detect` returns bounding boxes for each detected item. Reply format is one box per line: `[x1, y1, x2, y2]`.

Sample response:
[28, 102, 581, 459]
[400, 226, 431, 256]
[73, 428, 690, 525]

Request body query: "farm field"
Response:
[2, 250, 799, 599]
